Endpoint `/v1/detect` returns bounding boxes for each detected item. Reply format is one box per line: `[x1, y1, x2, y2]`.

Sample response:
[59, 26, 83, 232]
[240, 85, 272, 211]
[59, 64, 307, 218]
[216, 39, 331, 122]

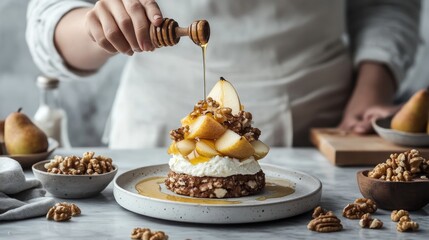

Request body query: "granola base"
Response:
[165, 170, 265, 198]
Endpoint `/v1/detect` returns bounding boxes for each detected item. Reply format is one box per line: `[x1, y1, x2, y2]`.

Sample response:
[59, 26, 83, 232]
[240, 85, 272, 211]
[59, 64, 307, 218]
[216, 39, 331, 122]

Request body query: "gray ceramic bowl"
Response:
[32, 160, 118, 199]
[372, 116, 429, 147]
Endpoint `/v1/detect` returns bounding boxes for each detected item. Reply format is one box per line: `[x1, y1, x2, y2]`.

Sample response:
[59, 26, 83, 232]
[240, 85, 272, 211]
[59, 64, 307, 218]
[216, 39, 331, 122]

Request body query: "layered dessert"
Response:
[165, 77, 270, 198]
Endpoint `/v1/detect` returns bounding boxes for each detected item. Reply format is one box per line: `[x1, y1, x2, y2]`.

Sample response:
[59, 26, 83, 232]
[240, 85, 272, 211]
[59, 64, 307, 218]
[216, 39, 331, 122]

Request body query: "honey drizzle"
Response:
[201, 43, 207, 99]
[135, 177, 295, 205]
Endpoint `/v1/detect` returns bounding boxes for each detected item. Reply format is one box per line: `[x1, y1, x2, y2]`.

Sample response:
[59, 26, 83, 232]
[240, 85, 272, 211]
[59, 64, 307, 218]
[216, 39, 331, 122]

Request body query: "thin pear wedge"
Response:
[196, 139, 219, 158]
[251, 140, 270, 160]
[215, 130, 255, 159]
[207, 77, 241, 114]
[176, 139, 196, 156]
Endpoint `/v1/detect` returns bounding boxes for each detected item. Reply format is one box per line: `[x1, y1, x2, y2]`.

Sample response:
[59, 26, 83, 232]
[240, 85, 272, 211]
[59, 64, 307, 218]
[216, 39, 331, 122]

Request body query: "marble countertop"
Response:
[1, 148, 428, 239]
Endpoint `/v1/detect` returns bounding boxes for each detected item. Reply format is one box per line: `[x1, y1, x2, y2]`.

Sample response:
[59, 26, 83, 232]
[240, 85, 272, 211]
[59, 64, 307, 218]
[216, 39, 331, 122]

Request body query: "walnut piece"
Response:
[343, 203, 364, 219]
[224, 111, 261, 141]
[312, 206, 333, 219]
[391, 210, 419, 232]
[44, 152, 114, 175]
[397, 218, 419, 232]
[58, 202, 81, 216]
[354, 198, 377, 213]
[130, 228, 168, 240]
[368, 149, 428, 181]
[169, 126, 190, 142]
[359, 213, 383, 229]
[46, 202, 81, 222]
[307, 214, 343, 233]
[391, 210, 409, 222]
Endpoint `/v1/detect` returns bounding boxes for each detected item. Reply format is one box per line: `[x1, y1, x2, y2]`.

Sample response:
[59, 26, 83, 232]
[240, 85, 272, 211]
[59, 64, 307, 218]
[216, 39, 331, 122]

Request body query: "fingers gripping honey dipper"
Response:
[150, 18, 210, 48]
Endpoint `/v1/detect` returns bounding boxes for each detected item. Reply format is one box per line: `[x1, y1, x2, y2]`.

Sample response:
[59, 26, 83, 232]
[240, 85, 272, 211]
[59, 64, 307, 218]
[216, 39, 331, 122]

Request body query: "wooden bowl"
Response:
[357, 170, 429, 211]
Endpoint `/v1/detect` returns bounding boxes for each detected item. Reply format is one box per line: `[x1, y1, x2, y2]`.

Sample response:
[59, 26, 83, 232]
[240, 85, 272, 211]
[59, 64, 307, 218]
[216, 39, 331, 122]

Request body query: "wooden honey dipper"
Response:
[150, 18, 210, 48]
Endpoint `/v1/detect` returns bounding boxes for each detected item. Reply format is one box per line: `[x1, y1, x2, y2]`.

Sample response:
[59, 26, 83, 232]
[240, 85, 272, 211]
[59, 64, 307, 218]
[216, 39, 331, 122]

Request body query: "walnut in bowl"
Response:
[32, 152, 118, 199]
[357, 149, 429, 210]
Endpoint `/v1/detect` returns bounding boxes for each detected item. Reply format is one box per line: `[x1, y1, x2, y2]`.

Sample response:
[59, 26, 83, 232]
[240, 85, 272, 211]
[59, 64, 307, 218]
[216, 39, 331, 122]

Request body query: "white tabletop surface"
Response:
[1, 148, 428, 239]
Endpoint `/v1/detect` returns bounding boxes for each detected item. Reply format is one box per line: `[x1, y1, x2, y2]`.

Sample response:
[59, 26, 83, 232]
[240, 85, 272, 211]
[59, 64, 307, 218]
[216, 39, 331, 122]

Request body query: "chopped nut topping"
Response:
[46, 202, 80, 222]
[170, 98, 262, 141]
[169, 126, 189, 142]
[44, 152, 114, 175]
[359, 213, 383, 229]
[307, 208, 343, 233]
[368, 149, 429, 181]
[189, 97, 220, 119]
[224, 111, 261, 141]
[130, 228, 168, 240]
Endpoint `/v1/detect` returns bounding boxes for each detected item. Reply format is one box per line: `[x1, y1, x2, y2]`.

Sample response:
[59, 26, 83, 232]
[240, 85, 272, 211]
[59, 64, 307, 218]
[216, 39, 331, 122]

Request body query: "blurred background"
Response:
[1, 1, 429, 147]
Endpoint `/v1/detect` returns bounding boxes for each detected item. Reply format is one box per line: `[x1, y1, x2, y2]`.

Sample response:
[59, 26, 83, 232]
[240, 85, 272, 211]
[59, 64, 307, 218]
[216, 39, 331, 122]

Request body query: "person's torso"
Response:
[109, 0, 352, 148]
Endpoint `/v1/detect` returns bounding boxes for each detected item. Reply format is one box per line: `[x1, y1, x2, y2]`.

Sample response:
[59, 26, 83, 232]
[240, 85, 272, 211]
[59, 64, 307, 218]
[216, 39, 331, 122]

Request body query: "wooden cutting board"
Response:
[310, 128, 429, 166]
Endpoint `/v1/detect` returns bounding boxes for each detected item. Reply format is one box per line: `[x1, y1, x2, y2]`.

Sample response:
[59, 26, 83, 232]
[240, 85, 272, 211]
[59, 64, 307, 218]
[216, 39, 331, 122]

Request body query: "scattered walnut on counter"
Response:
[307, 215, 343, 233]
[312, 206, 333, 219]
[354, 198, 377, 214]
[359, 213, 383, 229]
[44, 152, 114, 175]
[343, 198, 378, 219]
[391, 210, 419, 232]
[391, 210, 409, 222]
[46, 202, 81, 222]
[308, 206, 343, 233]
[130, 228, 168, 240]
[343, 203, 364, 219]
[368, 149, 428, 181]
[397, 218, 419, 232]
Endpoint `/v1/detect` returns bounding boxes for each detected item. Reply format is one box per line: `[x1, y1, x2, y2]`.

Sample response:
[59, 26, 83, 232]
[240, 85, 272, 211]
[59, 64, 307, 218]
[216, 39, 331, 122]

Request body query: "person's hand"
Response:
[338, 61, 398, 134]
[85, 0, 163, 55]
[339, 104, 401, 134]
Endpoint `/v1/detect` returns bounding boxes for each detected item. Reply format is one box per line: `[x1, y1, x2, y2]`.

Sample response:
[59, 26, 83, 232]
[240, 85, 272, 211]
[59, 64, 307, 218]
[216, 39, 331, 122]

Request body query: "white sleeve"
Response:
[26, 0, 94, 80]
[347, 0, 421, 85]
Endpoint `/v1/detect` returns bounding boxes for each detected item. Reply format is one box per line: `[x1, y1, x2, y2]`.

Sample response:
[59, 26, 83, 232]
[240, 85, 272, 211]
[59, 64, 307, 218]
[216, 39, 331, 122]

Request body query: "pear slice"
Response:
[196, 139, 219, 158]
[186, 115, 226, 140]
[251, 140, 270, 160]
[207, 77, 241, 114]
[215, 129, 255, 159]
[187, 150, 210, 164]
[175, 139, 196, 156]
[181, 115, 194, 126]
[167, 141, 179, 155]
[187, 149, 199, 160]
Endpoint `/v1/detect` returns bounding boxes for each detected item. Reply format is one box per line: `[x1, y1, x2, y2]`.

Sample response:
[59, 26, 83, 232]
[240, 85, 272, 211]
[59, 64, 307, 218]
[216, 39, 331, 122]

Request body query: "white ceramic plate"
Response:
[114, 164, 322, 224]
[0, 138, 58, 168]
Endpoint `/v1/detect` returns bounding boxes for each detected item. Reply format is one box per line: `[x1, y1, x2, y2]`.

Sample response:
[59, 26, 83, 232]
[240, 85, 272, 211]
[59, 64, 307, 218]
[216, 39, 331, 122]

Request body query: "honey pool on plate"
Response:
[135, 177, 295, 205]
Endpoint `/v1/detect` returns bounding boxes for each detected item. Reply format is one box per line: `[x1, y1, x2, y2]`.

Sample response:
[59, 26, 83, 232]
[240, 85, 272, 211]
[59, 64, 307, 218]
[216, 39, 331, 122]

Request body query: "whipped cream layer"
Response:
[168, 155, 261, 177]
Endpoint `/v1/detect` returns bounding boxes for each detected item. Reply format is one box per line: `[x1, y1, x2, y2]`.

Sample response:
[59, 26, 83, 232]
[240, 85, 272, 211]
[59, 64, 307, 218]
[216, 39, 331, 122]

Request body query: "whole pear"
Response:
[391, 89, 429, 133]
[4, 108, 48, 154]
